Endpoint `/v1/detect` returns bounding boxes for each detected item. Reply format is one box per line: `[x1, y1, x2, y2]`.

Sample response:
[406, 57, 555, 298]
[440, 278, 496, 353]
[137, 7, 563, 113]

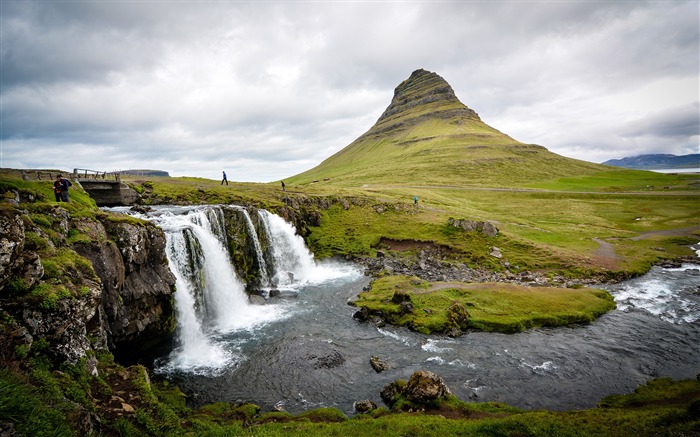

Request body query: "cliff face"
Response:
[0, 188, 175, 365]
[75, 218, 176, 355]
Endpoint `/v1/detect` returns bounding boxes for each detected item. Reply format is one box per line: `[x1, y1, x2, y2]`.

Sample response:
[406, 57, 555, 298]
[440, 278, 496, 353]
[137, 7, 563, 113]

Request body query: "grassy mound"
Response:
[352, 276, 616, 334]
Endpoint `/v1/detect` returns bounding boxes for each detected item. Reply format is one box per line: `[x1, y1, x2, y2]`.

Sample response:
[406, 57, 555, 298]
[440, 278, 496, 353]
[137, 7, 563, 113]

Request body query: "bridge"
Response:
[72, 168, 139, 206]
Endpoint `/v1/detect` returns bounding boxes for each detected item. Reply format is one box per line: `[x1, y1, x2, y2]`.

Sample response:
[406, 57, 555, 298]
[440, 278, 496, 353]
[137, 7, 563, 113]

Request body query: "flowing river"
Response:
[122, 205, 700, 415]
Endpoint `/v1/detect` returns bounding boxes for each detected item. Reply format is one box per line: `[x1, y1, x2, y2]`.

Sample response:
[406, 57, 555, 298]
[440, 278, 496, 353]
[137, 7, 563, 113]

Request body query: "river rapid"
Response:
[124, 206, 700, 415]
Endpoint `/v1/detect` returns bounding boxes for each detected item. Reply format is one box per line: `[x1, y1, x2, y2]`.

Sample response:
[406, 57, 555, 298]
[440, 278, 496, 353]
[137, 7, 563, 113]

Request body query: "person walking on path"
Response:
[221, 171, 228, 185]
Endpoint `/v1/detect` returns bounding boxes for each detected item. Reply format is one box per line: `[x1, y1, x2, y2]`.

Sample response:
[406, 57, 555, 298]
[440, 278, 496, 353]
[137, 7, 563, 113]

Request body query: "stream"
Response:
[122, 205, 699, 415]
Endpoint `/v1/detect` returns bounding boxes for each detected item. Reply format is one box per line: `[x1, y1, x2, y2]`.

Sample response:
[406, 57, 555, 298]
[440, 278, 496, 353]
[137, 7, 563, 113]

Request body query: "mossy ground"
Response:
[2, 350, 697, 436]
[353, 276, 616, 334]
[1, 168, 698, 435]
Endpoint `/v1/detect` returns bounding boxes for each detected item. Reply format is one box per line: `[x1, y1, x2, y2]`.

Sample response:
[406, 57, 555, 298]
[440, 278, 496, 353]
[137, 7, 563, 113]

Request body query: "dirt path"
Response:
[364, 184, 700, 196]
[630, 225, 700, 241]
[591, 225, 700, 267]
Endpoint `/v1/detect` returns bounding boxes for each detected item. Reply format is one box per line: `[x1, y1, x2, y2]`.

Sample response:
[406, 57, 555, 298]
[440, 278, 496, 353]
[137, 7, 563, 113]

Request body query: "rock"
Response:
[399, 301, 414, 315]
[310, 350, 345, 369]
[447, 218, 499, 237]
[121, 403, 135, 413]
[129, 205, 152, 214]
[490, 247, 502, 258]
[404, 370, 452, 404]
[354, 399, 378, 413]
[380, 380, 406, 409]
[352, 307, 370, 322]
[249, 295, 266, 305]
[381, 370, 452, 410]
[370, 355, 390, 373]
[391, 291, 412, 304]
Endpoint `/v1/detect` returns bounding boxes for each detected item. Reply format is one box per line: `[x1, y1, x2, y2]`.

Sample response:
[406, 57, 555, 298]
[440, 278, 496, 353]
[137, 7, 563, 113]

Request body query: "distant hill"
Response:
[602, 154, 699, 170]
[120, 169, 170, 177]
[287, 69, 606, 187]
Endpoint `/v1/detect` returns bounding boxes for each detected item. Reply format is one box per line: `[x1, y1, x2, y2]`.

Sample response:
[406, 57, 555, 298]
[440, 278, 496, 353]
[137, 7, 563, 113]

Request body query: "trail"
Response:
[362, 184, 700, 196]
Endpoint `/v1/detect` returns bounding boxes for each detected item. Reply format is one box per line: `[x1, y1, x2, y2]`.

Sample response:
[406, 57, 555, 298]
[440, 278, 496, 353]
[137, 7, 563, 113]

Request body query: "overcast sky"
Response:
[1, 1, 698, 182]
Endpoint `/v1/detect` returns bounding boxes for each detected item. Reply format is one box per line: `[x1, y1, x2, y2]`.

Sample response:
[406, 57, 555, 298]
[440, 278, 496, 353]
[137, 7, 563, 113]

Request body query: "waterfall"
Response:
[146, 206, 286, 374]
[234, 206, 270, 287]
[120, 203, 357, 375]
[258, 210, 316, 287]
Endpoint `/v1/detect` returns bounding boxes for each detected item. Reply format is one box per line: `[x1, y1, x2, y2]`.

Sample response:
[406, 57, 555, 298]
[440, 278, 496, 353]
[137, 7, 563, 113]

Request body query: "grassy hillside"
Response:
[287, 69, 606, 188]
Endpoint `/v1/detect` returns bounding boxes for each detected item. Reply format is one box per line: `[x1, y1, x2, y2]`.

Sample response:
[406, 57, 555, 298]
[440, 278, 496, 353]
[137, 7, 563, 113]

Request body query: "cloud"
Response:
[1, 1, 698, 181]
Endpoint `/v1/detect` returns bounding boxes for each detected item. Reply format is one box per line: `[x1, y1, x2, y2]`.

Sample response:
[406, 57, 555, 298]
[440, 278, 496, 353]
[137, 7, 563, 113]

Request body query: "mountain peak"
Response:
[287, 69, 605, 187]
[374, 69, 480, 128]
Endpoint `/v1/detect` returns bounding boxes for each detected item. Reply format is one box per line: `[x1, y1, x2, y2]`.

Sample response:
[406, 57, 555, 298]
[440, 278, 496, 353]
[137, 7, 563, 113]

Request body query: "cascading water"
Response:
[141, 206, 294, 375]
[258, 209, 316, 287]
[121, 204, 360, 376]
[234, 206, 270, 287]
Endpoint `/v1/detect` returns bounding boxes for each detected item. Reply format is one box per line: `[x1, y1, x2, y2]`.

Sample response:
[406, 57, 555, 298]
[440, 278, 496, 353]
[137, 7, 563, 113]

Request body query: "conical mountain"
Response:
[288, 69, 605, 187]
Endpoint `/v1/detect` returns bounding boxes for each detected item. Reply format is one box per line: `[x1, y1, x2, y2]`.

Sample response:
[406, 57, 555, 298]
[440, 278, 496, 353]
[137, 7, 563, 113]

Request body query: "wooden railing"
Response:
[72, 168, 121, 182]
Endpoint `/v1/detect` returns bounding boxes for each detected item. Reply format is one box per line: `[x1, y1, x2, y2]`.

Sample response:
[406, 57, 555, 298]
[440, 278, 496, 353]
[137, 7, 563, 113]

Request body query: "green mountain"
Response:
[288, 69, 605, 187]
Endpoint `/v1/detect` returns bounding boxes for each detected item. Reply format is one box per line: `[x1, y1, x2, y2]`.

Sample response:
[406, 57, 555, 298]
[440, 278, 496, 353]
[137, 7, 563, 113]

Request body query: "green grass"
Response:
[352, 276, 616, 334]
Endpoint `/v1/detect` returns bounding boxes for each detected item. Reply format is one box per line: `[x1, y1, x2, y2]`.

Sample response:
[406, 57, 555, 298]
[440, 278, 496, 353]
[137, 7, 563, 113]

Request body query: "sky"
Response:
[1, 1, 698, 182]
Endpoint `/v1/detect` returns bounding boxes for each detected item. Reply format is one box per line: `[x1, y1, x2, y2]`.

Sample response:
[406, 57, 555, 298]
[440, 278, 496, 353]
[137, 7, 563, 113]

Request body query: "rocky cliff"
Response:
[0, 185, 175, 365]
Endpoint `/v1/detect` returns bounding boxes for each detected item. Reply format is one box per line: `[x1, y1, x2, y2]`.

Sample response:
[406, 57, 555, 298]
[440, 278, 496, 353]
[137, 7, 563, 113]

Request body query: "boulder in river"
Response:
[380, 370, 452, 410]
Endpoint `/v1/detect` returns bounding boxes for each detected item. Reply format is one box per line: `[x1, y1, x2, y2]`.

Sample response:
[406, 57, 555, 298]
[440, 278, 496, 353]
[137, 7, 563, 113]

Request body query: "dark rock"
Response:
[381, 370, 453, 410]
[404, 370, 452, 404]
[399, 301, 414, 315]
[354, 399, 378, 413]
[310, 350, 345, 369]
[391, 291, 412, 304]
[352, 306, 370, 322]
[130, 205, 152, 214]
[380, 380, 406, 409]
[370, 355, 389, 373]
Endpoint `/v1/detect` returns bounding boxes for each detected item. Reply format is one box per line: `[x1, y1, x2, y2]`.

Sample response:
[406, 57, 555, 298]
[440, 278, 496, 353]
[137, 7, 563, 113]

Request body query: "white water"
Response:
[609, 263, 700, 324]
[258, 209, 316, 287]
[147, 206, 290, 374]
[235, 206, 270, 287]
[130, 205, 360, 376]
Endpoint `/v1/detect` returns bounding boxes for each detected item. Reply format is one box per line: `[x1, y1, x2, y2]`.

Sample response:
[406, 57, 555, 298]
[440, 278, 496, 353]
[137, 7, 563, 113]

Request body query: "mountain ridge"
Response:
[603, 154, 699, 170]
[287, 69, 605, 187]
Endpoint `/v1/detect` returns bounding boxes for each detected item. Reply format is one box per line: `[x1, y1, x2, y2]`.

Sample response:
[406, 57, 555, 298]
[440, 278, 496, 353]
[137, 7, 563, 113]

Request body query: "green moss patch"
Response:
[353, 276, 616, 334]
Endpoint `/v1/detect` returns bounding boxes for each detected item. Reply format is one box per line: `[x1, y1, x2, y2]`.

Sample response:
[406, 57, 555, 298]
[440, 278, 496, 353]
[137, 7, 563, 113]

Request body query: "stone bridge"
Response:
[72, 168, 139, 206]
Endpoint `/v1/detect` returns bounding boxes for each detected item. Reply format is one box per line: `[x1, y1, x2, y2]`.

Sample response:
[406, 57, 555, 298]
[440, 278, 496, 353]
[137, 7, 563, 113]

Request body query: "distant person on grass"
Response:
[222, 171, 228, 185]
[54, 174, 72, 202]
[281, 181, 285, 191]
[414, 195, 418, 205]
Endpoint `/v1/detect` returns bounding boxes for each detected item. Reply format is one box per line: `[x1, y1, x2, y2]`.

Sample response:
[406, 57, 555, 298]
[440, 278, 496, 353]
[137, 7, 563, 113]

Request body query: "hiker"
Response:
[221, 171, 228, 185]
[414, 195, 418, 205]
[53, 175, 63, 202]
[281, 181, 285, 191]
[54, 174, 72, 202]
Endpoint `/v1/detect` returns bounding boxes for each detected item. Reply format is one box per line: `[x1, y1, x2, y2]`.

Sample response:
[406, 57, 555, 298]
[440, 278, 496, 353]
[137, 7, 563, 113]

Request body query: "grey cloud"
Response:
[622, 103, 700, 139]
[1, 1, 698, 182]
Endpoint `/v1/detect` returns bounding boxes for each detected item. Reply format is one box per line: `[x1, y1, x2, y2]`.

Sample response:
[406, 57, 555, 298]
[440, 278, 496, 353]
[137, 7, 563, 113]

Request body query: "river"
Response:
[121, 205, 700, 415]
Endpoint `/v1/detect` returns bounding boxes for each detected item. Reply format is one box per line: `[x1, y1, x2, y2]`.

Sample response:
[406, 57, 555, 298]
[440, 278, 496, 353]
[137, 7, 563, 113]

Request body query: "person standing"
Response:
[413, 195, 418, 205]
[53, 175, 63, 202]
[222, 171, 228, 185]
[54, 174, 71, 202]
[281, 181, 285, 191]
